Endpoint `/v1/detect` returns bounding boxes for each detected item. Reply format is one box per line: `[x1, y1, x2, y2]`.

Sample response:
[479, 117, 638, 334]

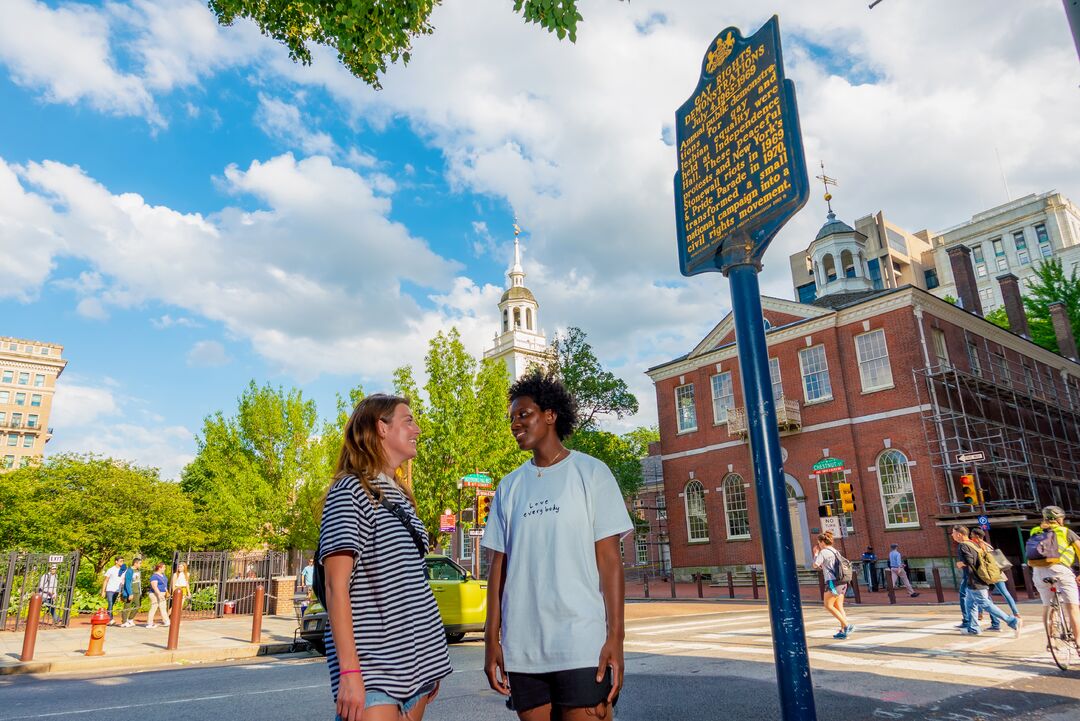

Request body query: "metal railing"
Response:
[727, 397, 802, 437]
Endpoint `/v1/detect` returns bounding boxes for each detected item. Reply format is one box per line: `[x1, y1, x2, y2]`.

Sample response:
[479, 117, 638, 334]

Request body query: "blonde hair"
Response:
[817, 531, 835, 546]
[326, 394, 417, 510]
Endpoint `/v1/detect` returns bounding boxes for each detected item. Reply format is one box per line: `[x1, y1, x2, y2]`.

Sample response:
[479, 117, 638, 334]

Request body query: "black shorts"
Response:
[507, 667, 616, 713]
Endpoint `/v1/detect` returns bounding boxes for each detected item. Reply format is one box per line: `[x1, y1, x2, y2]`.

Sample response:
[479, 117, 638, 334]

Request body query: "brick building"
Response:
[619, 443, 671, 577]
[647, 213, 1080, 588]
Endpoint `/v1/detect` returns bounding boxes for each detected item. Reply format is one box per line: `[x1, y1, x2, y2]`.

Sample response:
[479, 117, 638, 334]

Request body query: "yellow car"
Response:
[301, 554, 487, 654]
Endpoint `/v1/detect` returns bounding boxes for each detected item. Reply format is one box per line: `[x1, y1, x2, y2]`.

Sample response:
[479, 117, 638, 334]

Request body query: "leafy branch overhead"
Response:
[209, 0, 618, 89]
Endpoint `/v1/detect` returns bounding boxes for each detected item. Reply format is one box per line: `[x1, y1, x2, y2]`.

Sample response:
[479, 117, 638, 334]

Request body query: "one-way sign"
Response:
[956, 451, 986, 463]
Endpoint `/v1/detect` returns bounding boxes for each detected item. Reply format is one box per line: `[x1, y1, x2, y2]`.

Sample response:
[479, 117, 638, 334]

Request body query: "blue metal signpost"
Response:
[674, 16, 814, 720]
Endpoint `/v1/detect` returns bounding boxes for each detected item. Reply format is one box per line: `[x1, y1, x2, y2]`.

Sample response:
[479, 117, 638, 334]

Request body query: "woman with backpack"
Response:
[968, 528, 1020, 626]
[813, 532, 854, 640]
[319, 394, 451, 721]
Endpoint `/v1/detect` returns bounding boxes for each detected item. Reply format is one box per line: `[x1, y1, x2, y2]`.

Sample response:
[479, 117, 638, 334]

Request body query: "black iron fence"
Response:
[171, 550, 287, 619]
[1, 550, 80, 631]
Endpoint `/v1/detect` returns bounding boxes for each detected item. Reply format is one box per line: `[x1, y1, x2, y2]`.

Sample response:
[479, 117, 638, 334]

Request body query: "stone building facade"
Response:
[0, 337, 67, 471]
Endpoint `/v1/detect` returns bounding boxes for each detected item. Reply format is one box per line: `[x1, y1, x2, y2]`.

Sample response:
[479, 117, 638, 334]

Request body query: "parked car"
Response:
[301, 554, 487, 655]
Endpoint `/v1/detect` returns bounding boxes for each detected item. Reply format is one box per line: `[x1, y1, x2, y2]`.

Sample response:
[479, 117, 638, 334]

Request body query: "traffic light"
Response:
[838, 482, 856, 513]
[818, 504, 833, 517]
[960, 475, 978, 506]
[477, 495, 492, 527]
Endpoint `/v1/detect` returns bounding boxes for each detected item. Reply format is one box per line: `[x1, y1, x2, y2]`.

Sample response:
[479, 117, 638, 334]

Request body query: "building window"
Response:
[769, 357, 783, 400]
[797, 283, 816, 304]
[1, 371, 11, 383]
[502, 310, 508, 333]
[1035, 223, 1052, 257]
[460, 528, 473, 560]
[513, 307, 521, 328]
[991, 237, 1008, 270]
[711, 372, 734, 425]
[27, 414, 38, 428]
[656, 494, 667, 521]
[799, 345, 833, 402]
[526, 308, 533, 331]
[34, 374, 44, 387]
[675, 384, 698, 433]
[924, 268, 939, 289]
[2, 455, 12, 469]
[931, 328, 949, 367]
[18, 372, 29, 385]
[6, 434, 16, 447]
[1022, 362, 1036, 393]
[1013, 231, 1030, 265]
[990, 351, 1010, 386]
[636, 535, 649, 565]
[0, 412, 5, 425]
[877, 449, 919, 528]
[855, 329, 893, 391]
[14, 393, 25, 406]
[867, 258, 883, 289]
[722, 474, 750, 539]
[40, 347, 49, 355]
[684, 480, 709, 542]
[22, 435, 32, 448]
[30, 394, 41, 407]
[11, 413, 21, 427]
[0, 391, 8, 403]
[817, 469, 854, 532]
[966, 342, 982, 376]
[971, 244, 987, 277]
[979, 287, 996, 310]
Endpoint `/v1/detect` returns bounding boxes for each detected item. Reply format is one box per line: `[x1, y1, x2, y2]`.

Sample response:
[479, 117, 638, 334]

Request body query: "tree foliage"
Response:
[0, 455, 201, 573]
[1018, 259, 1080, 354]
[210, 0, 617, 89]
[549, 326, 638, 430]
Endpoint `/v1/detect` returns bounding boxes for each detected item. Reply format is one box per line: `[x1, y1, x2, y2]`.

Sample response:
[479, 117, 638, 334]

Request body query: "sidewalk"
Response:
[0, 614, 303, 675]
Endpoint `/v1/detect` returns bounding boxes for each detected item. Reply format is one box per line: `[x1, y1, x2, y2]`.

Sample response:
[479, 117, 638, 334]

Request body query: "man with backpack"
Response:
[952, 526, 1022, 637]
[1027, 506, 1080, 646]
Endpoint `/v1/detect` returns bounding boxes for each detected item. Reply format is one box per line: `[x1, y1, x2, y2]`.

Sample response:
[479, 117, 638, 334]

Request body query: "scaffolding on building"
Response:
[913, 327, 1080, 520]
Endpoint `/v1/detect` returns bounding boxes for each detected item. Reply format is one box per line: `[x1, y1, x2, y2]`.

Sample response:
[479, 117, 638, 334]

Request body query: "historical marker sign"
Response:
[674, 15, 809, 276]
[439, 513, 457, 533]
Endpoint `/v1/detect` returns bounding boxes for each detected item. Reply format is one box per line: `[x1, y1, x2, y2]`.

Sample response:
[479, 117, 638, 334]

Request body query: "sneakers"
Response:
[909, 592, 920, 598]
[844, 625, 855, 637]
[162, 621, 171, 627]
[833, 629, 848, 639]
[1012, 618, 1023, 639]
[966, 628, 981, 636]
[146, 623, 155, 628]
[954, 622, 969, 628]
[988, 626, 1002, 632]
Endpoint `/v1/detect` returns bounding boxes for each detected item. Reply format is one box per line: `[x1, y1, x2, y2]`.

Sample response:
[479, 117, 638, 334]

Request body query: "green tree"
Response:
[566, 429, 643, 497]
[549, 326, 638, 430]
[1018, 259, 1080, 354]
[622, 425, 660, 458]
[984, 306, 1009, 331]
[0, 455, 201, 574]
[210, 0, 619, 89]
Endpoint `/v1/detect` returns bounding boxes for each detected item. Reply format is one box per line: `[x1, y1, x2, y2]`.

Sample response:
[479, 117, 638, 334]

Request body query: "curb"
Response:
[0, 641, 302, 676]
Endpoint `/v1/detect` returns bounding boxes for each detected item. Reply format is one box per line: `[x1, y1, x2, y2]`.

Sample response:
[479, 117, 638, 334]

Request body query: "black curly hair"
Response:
[509, 369, 578, 440]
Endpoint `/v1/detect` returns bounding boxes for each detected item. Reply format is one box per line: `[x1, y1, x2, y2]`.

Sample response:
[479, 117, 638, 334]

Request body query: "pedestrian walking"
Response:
[1026, 506, 1080, 649]
[120, 556, 143, 627]
[319, 394, 450, 721]
[969, 528, 1019, 624]
[102, 556, 126, 624]
[37, 565, 60, 624]
[483, 370, 633, 721]
[171, 562, 190, 609]
[861, 545, 878, 592]
[146, 562, 170, 628]
[813, 532, 854, 639]
[300, 557, 315, 594]
[888, 543, 920, 597]
[952, 526, 1022, 637]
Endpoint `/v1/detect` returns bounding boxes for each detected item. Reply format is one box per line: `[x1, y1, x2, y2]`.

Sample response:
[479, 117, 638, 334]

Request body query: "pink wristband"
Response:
[339, 669, 362, 677]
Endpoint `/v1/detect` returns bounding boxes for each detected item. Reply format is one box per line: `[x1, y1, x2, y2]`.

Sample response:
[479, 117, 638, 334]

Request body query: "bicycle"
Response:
[1044, 578, 1077, 671]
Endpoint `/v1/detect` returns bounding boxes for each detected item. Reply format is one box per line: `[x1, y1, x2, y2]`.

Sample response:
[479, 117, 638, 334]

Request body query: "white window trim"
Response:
[684, 480, 710, 543]
[798, 345, 833, 404]
[722, 475, 751, 540]
[877, 449, 920, 529]
[675, 383, 698, 434]
[854, 328, 894, 393]
[710, 372, 733, 426]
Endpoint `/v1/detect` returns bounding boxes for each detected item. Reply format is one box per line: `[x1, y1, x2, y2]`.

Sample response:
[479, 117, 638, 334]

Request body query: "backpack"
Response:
[1026, 526, 1064, 567]
[973, 545, 1004, 585]
[831, 549, 854, 585]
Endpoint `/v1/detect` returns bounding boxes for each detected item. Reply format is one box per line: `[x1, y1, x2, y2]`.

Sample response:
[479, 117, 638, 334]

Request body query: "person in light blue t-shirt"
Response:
[482, 370, 633, 721]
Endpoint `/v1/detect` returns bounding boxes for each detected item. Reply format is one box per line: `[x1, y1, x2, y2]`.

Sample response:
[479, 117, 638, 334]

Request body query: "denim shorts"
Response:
[335, 680, 437, 718]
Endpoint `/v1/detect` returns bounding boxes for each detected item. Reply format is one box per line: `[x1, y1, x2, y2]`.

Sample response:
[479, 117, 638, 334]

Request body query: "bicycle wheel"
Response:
[1047, 602, 1075, 671]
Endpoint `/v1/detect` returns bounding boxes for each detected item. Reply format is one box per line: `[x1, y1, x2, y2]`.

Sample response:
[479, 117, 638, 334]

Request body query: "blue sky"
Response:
[1, 0, 1078, 478]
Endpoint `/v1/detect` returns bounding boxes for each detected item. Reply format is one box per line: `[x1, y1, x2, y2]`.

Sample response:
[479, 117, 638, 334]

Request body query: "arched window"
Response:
[684, 480, 709, 542]
[526, 308, 533, 330]
[841, 249, 855, 278]
[723, 474, 750, 539]
[502, 310, 509, 333]
[513, 307, 521, 328]
[877, 449, 919, 528]
[823, 254, 837, 282]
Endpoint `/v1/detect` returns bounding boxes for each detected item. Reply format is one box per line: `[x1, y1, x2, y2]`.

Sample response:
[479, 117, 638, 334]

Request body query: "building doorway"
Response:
[785, 475, 813, 567]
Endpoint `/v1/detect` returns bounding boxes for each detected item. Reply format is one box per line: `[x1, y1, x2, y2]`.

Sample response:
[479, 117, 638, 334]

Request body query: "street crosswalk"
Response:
[624, 607, 1056, 686]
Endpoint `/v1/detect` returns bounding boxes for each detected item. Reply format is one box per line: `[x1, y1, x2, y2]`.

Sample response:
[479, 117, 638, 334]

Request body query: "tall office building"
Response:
[0, 337, 67, 471]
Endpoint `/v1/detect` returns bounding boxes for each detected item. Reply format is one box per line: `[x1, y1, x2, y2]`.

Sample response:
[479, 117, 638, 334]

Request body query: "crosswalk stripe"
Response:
[630, 613, 764, 636]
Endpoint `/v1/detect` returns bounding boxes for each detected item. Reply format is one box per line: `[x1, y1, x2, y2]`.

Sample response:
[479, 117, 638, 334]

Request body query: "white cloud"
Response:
[186, 340, 231, 367]
[50, 382, 120, 427]
[151, 314, 202, 329]
[255, 93, 340, 157]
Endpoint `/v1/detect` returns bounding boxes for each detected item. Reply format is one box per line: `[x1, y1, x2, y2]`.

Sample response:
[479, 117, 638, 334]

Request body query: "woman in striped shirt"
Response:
[320, 394, 452, 721]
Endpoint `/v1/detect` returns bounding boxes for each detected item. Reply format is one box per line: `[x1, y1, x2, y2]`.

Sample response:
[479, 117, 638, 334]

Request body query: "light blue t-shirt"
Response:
[481, 451, 633, 673]
[889, 549, 903, 569]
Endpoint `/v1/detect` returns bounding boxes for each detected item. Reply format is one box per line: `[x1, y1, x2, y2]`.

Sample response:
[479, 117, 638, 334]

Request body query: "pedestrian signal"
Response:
[838, 482, 856, 513]
[477, 495, 492, 527]
[960, 474, 978, 506]
[818, 504, 833, 517]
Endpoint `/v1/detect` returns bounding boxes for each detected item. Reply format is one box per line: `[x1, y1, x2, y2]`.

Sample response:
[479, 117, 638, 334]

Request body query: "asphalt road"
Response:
[2, 605, 1079, 721]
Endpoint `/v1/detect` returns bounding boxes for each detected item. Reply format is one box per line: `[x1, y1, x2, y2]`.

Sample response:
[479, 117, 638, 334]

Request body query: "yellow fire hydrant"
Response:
[86, 608, 109, 656]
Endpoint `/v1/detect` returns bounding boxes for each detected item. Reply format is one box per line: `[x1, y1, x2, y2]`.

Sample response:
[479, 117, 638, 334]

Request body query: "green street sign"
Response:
[812, 457, 845, 474]
[461, 473, 493, 488]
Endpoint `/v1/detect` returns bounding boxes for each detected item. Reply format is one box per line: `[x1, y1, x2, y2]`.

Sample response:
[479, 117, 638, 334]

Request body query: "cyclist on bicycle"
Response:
[1029, 505, 1080, 647]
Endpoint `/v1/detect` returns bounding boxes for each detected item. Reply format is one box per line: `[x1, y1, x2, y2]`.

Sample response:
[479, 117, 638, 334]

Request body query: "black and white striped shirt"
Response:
[319, 474, 451, 700]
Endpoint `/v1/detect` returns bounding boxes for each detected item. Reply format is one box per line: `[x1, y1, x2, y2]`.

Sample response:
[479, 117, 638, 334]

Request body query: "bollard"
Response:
[166, 588, 182, 650]
[817, 569, 826, 600]
[885, 567, 897, 605]
[20, 593, 43, 662]
[751, 569, 759, 600]
[851, 574, 862, 605]
[670, 572, 677, 599]
[727, 571, 735, 599]
[695, 573, 704, 599]
[251, 585, 265, 644]
[643, 573, 650, 599]
[1023, 565, 1036, 600]
[932, 568, 945, 603]
[85, 608, 109, 656]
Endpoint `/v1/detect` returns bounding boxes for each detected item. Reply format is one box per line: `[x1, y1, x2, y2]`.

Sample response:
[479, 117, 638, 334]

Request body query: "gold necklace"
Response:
[534, 449, 566, 477]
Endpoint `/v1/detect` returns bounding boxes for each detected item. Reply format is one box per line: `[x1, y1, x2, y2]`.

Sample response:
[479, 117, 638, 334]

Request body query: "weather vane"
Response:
[814, 161, 838, 214]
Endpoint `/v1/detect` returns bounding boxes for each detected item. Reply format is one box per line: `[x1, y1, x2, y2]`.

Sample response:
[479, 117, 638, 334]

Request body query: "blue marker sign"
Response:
[674, 15, 809, 276]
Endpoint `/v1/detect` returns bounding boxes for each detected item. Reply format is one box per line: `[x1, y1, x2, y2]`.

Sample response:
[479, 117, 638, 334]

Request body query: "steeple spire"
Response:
[509, 218, 525, 288]
[815, 160, 839, 217]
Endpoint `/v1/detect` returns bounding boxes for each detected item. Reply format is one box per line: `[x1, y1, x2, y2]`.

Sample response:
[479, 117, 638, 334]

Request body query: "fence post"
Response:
[885, 567, 897, 605]
[643, 572, 649, 599]
[251, 586, 265, 644]
[20, 593, 42, 661]
[1, 552, 17, 631]
[1022, 565, 1036, 600]
[751, 569, 759, 600]
[62, 551, 80, 628]
[932, 568, 945, 603]
[850, 574, 862, 605]
[167, 589, 183, 650]
[670, 572, 677, 598]
[727, 571, 735, 599]
[217, 553, 230, 618]
[695, 573, 704, 599]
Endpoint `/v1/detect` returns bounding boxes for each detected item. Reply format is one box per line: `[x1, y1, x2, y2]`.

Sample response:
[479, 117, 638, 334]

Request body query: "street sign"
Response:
[674, 15, 809, 276]
[461, 473, 493, 489]
[956, 451, 986, 464]
[48, 555, 64, 564]
[812, 457, 845, 474]
[977, 515, 990, 531]
[468, 529, 485, 538]
[820, 516, 843, 538]
[439, 513, 456, 533]
[476, 489, 495, 498]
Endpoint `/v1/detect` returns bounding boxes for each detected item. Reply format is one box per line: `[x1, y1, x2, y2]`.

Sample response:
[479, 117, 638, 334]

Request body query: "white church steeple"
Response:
[484, 221, 551, 380]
